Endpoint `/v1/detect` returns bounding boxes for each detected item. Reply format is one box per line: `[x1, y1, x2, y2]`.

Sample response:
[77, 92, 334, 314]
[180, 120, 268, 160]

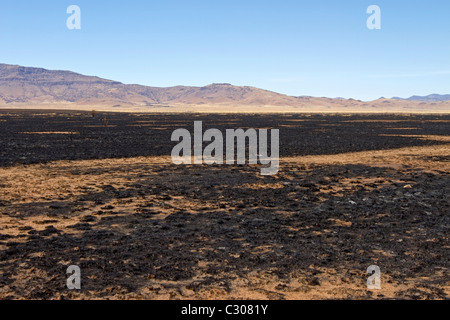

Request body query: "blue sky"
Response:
[0, 0, 449, 101]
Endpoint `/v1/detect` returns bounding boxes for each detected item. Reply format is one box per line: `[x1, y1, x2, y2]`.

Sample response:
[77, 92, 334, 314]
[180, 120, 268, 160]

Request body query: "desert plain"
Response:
[0, 110, 449, 299]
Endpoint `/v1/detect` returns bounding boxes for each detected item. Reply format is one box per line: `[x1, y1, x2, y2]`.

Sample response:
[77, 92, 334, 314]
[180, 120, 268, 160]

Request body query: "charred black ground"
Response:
[0, 110, 449, 166]
[0, 110, 449, 300]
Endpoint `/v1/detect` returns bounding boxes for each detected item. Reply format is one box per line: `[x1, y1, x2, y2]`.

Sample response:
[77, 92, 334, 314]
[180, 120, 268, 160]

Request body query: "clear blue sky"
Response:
[0, 0, 449, 101]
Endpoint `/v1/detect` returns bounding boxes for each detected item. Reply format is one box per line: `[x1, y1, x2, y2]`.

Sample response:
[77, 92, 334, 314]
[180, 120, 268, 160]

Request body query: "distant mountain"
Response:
[0, 63, 449, 113]
[0, 63, 301, 107]
[392, 94, 450, 102]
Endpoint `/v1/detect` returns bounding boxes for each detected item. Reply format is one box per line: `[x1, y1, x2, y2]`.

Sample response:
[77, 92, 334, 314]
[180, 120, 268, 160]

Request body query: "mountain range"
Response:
[0, 63, 449, 113]
[392, 94, 450, 102]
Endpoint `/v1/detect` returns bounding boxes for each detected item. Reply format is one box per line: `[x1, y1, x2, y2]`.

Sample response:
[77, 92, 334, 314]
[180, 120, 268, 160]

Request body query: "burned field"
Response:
[0, 110, 449, 299]
[0, 110, 449, 166]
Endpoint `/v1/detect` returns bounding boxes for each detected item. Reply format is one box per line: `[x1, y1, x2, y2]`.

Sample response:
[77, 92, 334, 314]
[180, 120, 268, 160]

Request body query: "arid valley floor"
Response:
[0, 110, 449, 299]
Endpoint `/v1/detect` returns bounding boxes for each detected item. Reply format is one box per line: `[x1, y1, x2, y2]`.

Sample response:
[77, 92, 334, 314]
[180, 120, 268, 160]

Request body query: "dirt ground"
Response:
[0, 111, 449, 300]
